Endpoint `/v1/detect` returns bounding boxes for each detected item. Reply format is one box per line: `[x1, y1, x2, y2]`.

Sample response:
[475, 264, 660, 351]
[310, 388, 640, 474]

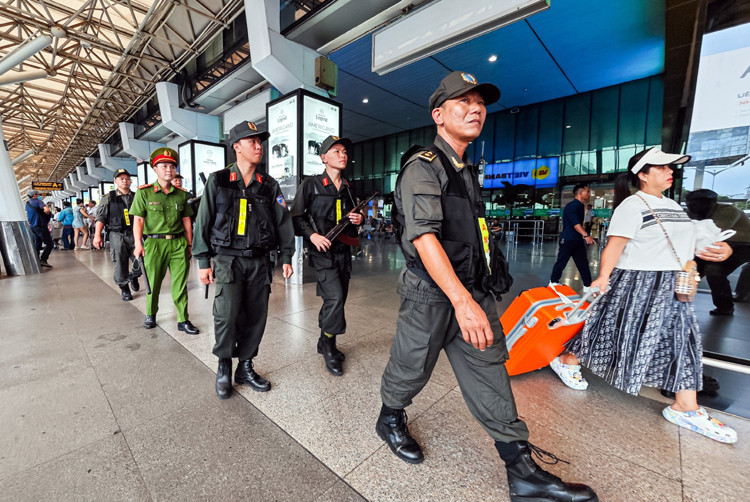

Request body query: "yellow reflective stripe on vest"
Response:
[478, 217, 491, 274]
[124, 208, 130, 226]
[336, 199, 342, 223]
[237, 198, 247, 235]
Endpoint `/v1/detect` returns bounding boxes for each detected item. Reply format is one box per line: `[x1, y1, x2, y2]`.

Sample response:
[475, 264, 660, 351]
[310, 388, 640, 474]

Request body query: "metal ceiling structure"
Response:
[0, 0, 245, 183]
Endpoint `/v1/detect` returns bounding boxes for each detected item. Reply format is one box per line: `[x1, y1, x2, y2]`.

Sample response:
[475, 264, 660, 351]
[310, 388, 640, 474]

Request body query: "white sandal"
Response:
[550, 356, 589, 390]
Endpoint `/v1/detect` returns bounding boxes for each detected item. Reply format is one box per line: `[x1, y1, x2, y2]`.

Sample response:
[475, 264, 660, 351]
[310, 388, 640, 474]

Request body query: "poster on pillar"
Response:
[177, 140, 226, 197]
[302, 95, 341, 176]
[267, 95, 298, 199]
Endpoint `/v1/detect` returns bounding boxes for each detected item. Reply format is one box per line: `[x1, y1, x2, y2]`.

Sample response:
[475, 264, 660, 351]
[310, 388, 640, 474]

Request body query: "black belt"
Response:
[145, 232, 184, 240]
[215, 247, 267, 258]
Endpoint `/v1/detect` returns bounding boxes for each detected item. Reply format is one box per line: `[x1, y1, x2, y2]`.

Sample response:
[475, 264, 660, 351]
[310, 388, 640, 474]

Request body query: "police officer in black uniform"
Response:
[377, 71, 597, 502]
[93, 168, 141, 300]
[290, 135, 364, 376]
[193, 121, 295, 399]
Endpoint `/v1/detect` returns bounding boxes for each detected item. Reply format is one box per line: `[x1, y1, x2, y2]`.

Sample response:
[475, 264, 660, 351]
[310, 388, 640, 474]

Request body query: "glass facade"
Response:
[345, 75, 663, 218]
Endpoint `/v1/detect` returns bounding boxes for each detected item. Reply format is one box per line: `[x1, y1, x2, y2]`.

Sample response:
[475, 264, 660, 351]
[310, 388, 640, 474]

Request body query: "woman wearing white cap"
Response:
[551, 147, 738, 443]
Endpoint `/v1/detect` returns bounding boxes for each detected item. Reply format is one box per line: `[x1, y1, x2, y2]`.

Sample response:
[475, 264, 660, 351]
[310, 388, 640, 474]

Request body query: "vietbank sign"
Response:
[483, 157, 559, 188]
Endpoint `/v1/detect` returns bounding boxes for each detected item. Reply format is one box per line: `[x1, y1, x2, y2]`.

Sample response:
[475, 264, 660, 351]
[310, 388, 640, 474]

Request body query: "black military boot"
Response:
[375, 404, 424, 464]
[318, 334, 343, 376]
[215, 358, 232, 399]
[499, 441, 598, 502]
[318, 332, 345, 361]
[234, 359, 271, 392]
[143, 315, 156, 329]
[120, 284, 133, 301]
[130, 276, 140, 292]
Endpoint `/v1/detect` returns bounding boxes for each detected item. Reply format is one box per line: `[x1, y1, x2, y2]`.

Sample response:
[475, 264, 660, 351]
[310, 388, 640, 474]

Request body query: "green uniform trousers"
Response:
[380, 290, 530, 443]
[310, 250, 351, 335]
[109, 231, 140, 287]
[212, 254, 272, 361]
[143, 236, 190, 322]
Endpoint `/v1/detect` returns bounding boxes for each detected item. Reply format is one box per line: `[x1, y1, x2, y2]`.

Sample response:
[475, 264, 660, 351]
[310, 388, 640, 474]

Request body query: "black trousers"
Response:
[212, 254, 272, 361]
[310, 250, 351, 335]
[697, 242, 750, 311]
[31, 226, 53, 262]
[109, 231, 140, 287]
[550, 237, 592, 286]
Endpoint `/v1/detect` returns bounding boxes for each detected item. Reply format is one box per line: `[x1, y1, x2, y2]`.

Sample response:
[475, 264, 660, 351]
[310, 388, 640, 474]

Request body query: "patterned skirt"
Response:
[567, 268, 703, 395]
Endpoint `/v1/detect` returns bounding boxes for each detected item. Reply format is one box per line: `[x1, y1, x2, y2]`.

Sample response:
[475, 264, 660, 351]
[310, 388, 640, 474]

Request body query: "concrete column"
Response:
[222, 88, 272, 136]
[85, 157, 109, 180]
[0, 118, 40, 275]
[119, 122, 165, 161]
[69, 172, 88, 191]
[245, 0, 326, 96]
[155, 82, 221, 142]
[98, 144, 138, 175]
[76, 164, 99, 187]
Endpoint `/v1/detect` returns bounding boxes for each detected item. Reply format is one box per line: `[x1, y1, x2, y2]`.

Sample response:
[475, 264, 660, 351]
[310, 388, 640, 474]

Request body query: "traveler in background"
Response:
[51, 207, 63, 249]
[87, 200, 98, 237]
[25, 189, 53, 268]
[57, 201, 75, 249]
[172, 173, 183, 189]
[555, 148, 738, 444]
[549, 183, 595, 291]
[685, 189, 750, 316]
[72, 198, 93, 250]
[93, 169, 141, 301]
[583, 204, 594, 236]
[377, 70, 597, 501]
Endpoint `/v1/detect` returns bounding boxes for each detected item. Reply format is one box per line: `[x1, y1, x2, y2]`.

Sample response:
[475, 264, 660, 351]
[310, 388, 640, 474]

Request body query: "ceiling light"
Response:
[565, 125, 571, 129]
[488, 55, 498, 63]
[362, 98, 369, 103]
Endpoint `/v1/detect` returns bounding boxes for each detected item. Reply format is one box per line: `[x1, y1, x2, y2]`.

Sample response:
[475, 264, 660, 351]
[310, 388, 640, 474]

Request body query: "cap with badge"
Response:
[628, 147, 691, 174]
[320, 135, 352, 155]
[150, 147, 179, 166]
[228, 121, 270, 146]
[113, 168, 131, 179]
[429, 71, 501, 110]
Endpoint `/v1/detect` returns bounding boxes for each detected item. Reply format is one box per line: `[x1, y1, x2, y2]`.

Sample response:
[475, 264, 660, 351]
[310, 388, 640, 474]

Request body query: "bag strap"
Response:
[635, 193, 684, 267]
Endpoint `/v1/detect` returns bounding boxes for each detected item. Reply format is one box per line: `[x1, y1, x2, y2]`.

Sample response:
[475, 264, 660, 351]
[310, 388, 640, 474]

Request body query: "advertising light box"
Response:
[268, 95, 299, 199]
[483, 157, 559, 188]
[302, 95, 340, 176]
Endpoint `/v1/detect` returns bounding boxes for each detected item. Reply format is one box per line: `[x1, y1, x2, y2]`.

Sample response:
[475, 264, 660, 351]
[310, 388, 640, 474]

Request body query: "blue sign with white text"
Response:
[483, 157, 559, 188]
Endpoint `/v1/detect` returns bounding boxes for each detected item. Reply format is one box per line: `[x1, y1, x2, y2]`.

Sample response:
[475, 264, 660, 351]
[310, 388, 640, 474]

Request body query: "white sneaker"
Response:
[662, 406, 737, 443]
[548, 282, 562, 287]
[549, 356, 588, 390]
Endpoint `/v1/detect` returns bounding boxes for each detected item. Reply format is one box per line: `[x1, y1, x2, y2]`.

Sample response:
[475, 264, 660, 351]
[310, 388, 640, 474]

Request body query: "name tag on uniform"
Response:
[237, 198, 247, 235]
[336, 199, 342, 223]
[148, 201, 161, 205]
[124, 208, 130, 226]
[478, 217, 491, 273]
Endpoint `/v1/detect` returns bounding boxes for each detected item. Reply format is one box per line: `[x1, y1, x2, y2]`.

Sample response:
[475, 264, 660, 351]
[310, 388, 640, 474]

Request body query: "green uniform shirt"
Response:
[192, 163, 296, 269]
[129, 183, 194, 235]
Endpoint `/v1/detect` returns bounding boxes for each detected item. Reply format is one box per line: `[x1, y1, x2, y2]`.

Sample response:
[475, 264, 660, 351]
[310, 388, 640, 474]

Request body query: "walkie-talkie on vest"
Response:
[325, 191, 379, 246]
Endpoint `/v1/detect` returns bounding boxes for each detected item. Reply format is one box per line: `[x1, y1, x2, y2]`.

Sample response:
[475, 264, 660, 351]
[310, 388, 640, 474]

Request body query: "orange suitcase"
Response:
[500, 285, 601, 376]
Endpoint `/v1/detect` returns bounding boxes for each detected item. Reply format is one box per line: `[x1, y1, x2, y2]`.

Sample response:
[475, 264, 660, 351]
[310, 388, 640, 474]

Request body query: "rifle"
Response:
[325, 191, 379, 245]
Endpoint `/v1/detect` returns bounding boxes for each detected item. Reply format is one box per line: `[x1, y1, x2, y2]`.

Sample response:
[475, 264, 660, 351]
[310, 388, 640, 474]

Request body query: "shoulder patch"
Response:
[138, 183, 152, 189]
[175, 186, 188, 192]
[417, 151, 437, 162]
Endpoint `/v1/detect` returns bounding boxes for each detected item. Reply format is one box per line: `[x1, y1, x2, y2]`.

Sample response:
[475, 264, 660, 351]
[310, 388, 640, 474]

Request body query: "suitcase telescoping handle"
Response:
[564, 286, 602, 324]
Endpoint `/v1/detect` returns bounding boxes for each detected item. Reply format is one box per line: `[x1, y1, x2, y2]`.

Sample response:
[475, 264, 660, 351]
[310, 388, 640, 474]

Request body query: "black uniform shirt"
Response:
[395, 134, 482, 303]
[96, 189, 135, 226]
[290, 170, 357, 240]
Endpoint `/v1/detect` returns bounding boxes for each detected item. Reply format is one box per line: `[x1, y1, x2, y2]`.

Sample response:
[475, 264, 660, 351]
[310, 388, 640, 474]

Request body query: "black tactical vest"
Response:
[307, 175, 357, 252]
[209, 168, 278, 255]
[107, 190, 134, 233]
[398, 146, 488, 290]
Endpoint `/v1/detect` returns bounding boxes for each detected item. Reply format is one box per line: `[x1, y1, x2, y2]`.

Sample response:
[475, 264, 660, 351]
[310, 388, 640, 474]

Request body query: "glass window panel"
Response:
[538, 100, 564, 158]
[351, 144, 363, 180]
[618, 79, 649, 147]
[515, 105, 539, 159]
[385, 135, 398, 173]
[493, 112, 516, 162]
[590, 86, 619, 150]
[599, 149, 617, 174]
[363, 142, 373, 179]
[618, 146, 637, 173]
[562, 93, 591, 154]
[646, 76, 663, 147]
[373, 139, 385, 178]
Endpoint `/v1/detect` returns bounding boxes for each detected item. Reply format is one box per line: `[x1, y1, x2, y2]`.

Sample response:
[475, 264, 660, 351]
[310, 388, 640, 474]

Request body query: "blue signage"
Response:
[483, 157, 559, 188]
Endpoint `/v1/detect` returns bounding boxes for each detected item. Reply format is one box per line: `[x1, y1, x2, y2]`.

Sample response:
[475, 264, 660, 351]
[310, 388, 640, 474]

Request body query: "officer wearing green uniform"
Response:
[377, 71, 597, 502]
[290, 135, 363, 376]
[93, 168, 141, 301]
[130, 147, 199, 334]
[193, 121, 295, 399]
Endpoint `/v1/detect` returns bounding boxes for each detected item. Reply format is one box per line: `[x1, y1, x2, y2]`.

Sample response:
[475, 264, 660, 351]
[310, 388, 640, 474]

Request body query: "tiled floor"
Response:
[1, 238, 748, 501]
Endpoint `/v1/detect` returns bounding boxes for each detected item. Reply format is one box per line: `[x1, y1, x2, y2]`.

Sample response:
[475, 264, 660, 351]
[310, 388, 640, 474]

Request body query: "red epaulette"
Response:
[175, 186, 188, 192]
[322, 177, 330, 187]
[255, 172, 263, 184]
[138, 183, 152, 189]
